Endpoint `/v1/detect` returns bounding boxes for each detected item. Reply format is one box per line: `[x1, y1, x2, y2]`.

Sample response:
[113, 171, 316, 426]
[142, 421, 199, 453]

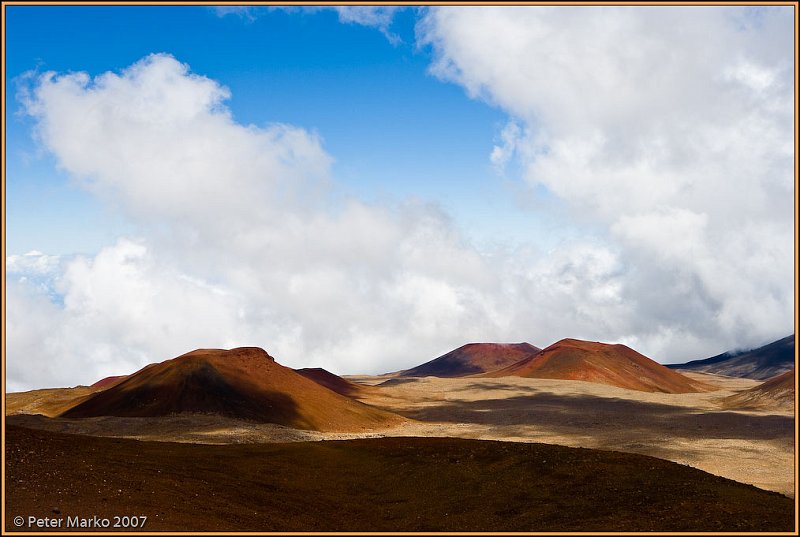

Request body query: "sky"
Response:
[4, 5, 796, 391]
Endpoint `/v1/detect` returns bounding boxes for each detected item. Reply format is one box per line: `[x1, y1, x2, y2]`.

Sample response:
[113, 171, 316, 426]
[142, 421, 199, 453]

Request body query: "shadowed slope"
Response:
[723, 369, 795, 410]
[668, 335, 795, 380]
[6, 425, 793, 532]
[484, 339, 709, 393]
[399, 343, 541, 377]
[61, 347, 404, 432]
[295, 368, 363, 396]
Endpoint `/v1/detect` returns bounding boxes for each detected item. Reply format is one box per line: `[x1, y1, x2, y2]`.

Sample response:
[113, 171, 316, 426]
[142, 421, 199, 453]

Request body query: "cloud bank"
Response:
[8, 5, 794, 391]
[11, 54, 624, 390]
[420, 6, 794, 344]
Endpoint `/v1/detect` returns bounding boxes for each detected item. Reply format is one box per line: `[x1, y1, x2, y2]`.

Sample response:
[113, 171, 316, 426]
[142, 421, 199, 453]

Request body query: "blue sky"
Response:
[4, 5, 794, 390]
[6, 5, 547, 256]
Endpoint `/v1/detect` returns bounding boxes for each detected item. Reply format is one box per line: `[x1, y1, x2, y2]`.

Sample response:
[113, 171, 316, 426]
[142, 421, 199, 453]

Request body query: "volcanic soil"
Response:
[484, 338, 711, 393]
[346, 371, 795, 497]
[722, 369, 795, 410]
[295, 367, 365, 396]
[60, 347, 404, 432]
[396, 342, 541, 377]
[4, 425, 794, 532]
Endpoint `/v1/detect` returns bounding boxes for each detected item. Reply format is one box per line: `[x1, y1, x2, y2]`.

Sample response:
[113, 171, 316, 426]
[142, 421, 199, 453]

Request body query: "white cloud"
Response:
[212, 6, 258, 22]
[332, 6, 402, 44]
[212, 5, 403, 43]
[490, 120, 522, 171]
[6, 250, 61, 275]
[9, 13, 793, 392]
[419, 6, 795, 358]
[13, 54, 624, 389]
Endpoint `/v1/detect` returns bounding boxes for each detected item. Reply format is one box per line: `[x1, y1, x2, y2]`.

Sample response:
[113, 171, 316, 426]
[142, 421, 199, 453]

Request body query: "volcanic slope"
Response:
[484, 338, 709, 393]
[723, 369, 795, 410]
[295, 368, 364, 396]
[6, 425, 794, 532]
[91, 375, 128, 389]
[398, 343, 541, 377]
[667, 335, 795, 380]
[61, 347, 404, 432]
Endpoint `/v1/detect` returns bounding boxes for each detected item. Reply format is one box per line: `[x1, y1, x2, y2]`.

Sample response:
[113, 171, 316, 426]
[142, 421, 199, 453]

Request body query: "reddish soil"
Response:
[90, 376, 128, 389]
[61, 347, 404, 432]
[295, 368, 363, 396]
[5, 425, 793, 532]
[399, 342, 541, 377]
[758, 369, 795, 393]
[724, 369, 795, 409]
[484, 339, 710, 393]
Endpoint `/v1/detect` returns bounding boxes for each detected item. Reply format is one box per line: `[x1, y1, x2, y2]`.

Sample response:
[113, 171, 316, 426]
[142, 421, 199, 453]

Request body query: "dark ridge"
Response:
[667, 335, 795, 379]
[399, 342, 541, 378]
[295, 367, 362, 396]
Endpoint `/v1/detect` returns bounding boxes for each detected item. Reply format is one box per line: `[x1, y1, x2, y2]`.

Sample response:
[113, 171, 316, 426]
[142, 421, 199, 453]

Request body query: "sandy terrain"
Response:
[350, 372, 795, 498]
[8, 369, 794, 498]
[5, 386, 102, 417]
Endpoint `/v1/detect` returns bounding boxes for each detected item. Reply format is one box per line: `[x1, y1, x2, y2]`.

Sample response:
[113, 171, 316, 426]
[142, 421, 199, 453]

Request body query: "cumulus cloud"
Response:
[7, 250, 61, 276]
[12, 54, 629, 389]
[9, 8, 794, 392]
[419, 6, 794, 356]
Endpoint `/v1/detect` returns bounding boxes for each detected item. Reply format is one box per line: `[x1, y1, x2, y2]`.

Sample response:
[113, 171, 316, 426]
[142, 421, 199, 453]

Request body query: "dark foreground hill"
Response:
[484, 338, 709, 393]
[5, 425, 792, 532]
[668, 335, 795, 380]
[61, 347, 403, 432]
[398, 342, 541, 377]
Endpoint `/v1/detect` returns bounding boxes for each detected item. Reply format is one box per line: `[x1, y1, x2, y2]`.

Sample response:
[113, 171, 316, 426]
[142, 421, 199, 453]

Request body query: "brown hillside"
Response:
[61, 347, 405, 432]
[6, 426, 793, 532]
[90, 375, 128, 389]
[484, 338, 709, 393]
[295, 368, 363, 396]
[723, 369, 795, 410]
[399, 343, 541, 377]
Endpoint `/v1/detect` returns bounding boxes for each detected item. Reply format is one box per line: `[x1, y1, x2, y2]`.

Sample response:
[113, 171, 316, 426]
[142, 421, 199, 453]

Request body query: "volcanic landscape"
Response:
[5, 336, 796, 532]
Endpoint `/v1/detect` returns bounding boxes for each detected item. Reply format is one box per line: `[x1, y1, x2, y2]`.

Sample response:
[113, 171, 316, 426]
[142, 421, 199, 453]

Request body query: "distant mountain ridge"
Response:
[667, 335, 795, 380]
[398, 342, 541, 378]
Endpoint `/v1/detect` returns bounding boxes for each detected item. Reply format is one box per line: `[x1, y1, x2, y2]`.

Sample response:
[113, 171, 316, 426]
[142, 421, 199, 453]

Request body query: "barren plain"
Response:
[7, 369, 795, 498]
